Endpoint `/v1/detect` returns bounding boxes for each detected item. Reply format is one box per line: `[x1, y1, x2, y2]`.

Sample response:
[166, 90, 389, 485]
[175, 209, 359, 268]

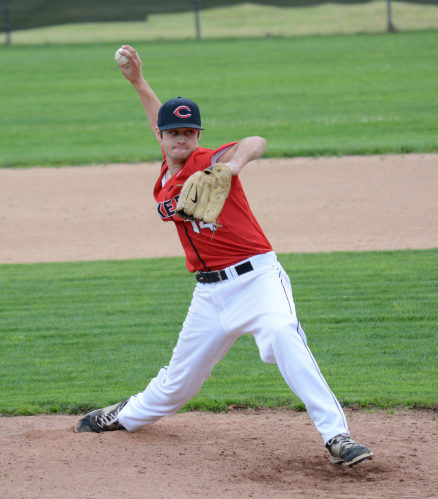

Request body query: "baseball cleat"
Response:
[75, 399, 128, 433]
[326, 433, 373, 467]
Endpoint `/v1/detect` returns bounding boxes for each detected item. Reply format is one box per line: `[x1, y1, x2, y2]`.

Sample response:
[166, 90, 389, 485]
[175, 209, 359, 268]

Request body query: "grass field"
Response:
[1, 30, 437, 167]
[1, 7, 437, 417]
[3, 2, 438, 45]
[1, 250, 437, 415]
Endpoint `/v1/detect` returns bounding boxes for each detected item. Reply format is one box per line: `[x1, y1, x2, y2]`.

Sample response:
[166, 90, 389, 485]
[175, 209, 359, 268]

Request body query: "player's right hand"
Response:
[117, 45, 143, 85]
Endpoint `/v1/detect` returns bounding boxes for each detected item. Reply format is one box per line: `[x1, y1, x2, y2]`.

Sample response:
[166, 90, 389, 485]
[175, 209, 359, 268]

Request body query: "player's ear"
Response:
[155, 126, 163, 143]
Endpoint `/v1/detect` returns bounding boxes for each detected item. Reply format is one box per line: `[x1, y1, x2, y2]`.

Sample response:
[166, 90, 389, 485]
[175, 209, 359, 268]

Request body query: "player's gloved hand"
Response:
[176, 163, 232, 225]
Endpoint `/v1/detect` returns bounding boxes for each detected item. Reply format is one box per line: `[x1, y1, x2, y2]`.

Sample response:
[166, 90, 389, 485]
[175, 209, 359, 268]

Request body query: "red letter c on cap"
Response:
[173, 105, 192, 118]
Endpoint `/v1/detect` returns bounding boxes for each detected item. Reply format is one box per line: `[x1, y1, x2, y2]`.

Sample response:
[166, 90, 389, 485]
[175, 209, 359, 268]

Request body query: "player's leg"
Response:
[255, 317, 350, 441]
[117, 284, 235, 431]
[76, 285, 234, 433]
[222, 263, 348, 441]
[230, 260, 372, 464]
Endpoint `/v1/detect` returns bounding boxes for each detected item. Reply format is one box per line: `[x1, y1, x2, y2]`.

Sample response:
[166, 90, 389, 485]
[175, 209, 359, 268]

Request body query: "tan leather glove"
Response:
[176, 163, 232, 225]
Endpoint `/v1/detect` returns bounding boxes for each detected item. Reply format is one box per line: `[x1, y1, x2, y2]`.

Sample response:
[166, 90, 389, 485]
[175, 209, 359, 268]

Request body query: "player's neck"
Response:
[166, 157, 186, 177]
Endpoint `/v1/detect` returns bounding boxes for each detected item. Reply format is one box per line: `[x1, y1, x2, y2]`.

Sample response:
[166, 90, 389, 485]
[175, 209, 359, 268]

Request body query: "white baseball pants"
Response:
[118, 251, 349, 443]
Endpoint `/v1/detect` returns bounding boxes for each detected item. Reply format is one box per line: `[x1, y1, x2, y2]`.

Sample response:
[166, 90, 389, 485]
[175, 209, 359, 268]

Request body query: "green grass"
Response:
[1, 30, 437, 167]
[1, 249, 437, 415]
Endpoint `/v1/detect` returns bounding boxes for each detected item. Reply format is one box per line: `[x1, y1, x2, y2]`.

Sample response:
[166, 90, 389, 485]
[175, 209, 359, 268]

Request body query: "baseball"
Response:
[115, 48, 130, 67]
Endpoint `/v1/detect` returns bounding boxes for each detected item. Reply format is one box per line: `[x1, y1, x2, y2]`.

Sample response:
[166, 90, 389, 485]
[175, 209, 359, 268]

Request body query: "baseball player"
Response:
[75, 45, 373, 467]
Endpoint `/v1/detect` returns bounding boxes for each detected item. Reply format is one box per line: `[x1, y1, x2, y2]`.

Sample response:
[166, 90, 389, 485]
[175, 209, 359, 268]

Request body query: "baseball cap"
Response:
[157, 97, 204, 131]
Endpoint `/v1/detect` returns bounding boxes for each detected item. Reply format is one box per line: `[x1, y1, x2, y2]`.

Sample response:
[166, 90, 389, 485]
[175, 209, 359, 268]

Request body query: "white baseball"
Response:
[115, 48, 130, 67]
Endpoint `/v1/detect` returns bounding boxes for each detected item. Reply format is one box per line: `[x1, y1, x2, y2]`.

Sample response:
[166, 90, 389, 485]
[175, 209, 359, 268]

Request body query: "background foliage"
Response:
[2, 0, 437, 32]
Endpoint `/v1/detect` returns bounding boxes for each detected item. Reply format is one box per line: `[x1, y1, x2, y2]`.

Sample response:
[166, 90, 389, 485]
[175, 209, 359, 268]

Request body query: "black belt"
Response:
[196, 261, 254, 283]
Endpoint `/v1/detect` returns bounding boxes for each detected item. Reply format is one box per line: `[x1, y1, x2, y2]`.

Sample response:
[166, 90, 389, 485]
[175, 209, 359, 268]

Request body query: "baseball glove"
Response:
[176, 163, 232, 224]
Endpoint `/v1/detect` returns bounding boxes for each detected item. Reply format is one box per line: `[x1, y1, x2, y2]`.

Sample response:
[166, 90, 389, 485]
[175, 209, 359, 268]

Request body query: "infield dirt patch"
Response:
[0, 154, 437, 498]
[1, 154, 437, 263]
[1, 409, 437, 498]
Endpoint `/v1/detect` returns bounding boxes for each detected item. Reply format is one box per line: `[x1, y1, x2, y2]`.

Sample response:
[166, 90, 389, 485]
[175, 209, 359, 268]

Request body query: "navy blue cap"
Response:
[157, 97, 203, 131]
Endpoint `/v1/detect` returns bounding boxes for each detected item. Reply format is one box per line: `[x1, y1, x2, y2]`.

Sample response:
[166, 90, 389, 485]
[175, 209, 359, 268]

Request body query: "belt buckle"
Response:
[196, 269, 227, 283]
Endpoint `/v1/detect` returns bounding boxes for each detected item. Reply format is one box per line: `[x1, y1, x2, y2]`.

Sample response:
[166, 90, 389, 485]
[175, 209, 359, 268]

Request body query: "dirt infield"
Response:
[1, 154, 437, 263]
[1, 154, 437, 498]
[1, 410, 437, 498]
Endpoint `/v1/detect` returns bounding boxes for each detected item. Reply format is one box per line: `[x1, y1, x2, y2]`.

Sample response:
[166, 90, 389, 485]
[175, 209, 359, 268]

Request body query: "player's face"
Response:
[159, 128, 200, 162]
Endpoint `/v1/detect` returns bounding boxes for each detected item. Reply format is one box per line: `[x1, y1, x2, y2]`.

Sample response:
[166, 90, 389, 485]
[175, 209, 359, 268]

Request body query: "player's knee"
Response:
[156, 366, 210, 404]
[256, 335, 276, 364]
[259, 347, 276, 364]
[257, 326, 299, 364]
[271, 327, 301, 351]
[255, 315, 298, 364]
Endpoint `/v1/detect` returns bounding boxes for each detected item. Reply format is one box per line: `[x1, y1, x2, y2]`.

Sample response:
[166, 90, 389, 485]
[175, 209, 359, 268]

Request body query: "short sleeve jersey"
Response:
[153, 143, 273, 272]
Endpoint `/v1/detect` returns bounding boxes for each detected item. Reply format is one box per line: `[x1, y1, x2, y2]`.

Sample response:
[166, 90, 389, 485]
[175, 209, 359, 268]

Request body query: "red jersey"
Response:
[153, 143, 273, 272]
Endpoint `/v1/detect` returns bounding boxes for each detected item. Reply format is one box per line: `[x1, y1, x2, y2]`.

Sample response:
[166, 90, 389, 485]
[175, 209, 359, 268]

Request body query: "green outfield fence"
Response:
[2, 0, 437, 44]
